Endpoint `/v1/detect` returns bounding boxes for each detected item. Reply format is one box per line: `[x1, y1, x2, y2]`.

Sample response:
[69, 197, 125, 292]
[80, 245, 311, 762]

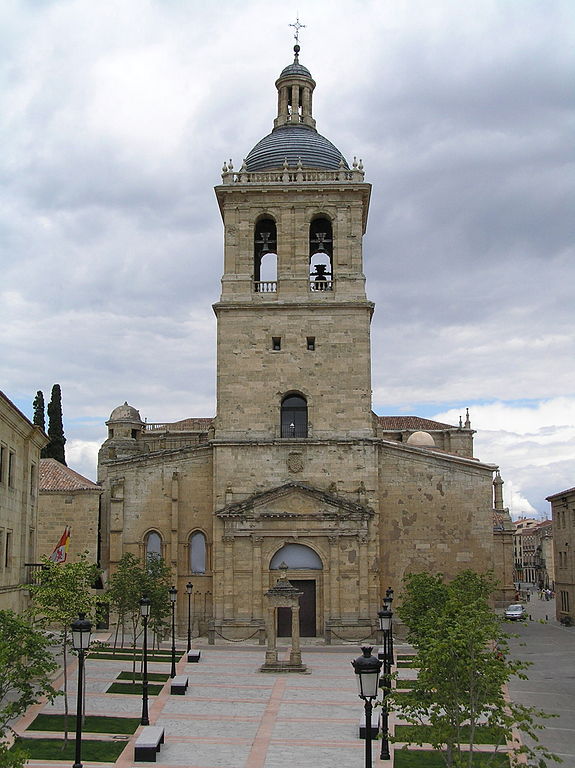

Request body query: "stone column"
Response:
[252, 536, 263, 620]
[170, 472, 179, 573]
[222, 535, 234, 618]
[328, 535, 340, 619]
[264, 604, 278, 665]
[289, 603, 302, 666]
[359, 534, 369, 619]
[290, 85, 299, 121]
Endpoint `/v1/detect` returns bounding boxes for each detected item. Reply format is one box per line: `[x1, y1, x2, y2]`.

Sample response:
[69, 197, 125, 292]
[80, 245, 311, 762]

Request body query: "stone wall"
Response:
[38, 489, 101, 564]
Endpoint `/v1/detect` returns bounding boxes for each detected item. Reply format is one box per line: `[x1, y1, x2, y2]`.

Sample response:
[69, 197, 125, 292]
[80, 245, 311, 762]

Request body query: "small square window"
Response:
[306, 336, 315, 351]
[272, 337, 281, 351]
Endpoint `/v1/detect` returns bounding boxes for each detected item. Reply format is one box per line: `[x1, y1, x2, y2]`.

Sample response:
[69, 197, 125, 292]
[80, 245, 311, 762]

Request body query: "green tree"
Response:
[391, 570, 559, 768]
[28, 556, 102, 744]
[144, 554, 172, 650]
[32, 390, 45, 432]
[107, 553, 173, 678]
[45, 384, 66, 465]
[0, 610, 59, 767]
[107, 553, 146, 679]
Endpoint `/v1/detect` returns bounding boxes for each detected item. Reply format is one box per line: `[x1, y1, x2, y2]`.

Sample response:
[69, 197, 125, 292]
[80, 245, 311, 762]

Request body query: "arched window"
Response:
[189, 531, 207, 574]
[145, 531, 162, 560]
[309, 216, 333, 291]
[281, 394, 308, 438]
[270, 543, 323, 570]
[254, 217, 277, 292]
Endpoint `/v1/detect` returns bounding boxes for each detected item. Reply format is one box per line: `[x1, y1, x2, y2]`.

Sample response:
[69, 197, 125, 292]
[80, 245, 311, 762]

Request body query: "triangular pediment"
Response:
[216, 481, 373, 521]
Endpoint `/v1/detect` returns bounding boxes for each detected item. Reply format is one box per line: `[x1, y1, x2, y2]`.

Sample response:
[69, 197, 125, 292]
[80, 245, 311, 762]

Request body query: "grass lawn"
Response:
[394, 749, 510, 767]
[91, 646, 181, 657]
[28, 714, 139, 734]
[394, 725, 506, 746]
[13, 737, 128, 762]
[91, 651, 176, 662]
[106, 682, 163, 695]
[116, 670, 170, 682]
[397, 660, 418, 668]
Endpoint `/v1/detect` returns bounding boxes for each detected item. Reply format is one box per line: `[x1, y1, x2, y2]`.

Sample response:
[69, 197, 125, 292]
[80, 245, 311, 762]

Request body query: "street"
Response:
[507, 596, 575, 767]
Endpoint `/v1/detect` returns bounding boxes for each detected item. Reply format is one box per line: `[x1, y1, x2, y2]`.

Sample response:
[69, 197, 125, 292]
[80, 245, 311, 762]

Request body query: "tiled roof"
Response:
[377, 415, 457, 431]
[39, 459, 100, 492]
[493, 510, 506, 530]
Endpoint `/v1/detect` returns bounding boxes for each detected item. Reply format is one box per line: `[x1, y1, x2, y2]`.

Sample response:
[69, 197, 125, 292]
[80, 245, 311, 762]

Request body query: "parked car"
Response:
[505, 603, 526, 621]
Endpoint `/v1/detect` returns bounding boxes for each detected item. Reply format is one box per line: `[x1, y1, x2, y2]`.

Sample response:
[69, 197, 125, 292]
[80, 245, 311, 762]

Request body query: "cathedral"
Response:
[98, 45, 514, 641]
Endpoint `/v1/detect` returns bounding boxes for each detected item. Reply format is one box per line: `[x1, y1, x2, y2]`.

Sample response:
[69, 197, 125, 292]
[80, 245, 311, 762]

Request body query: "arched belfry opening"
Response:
[309, 216, 333, 291]
[281, 394, 308, 438]
[254, 217, 277, 292]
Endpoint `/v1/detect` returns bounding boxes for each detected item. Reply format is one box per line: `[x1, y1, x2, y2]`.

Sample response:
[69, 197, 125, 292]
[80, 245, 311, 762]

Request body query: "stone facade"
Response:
[0, 390, 47, 613]
[38, 459, 102, 565]
[98, 48, 514, 639]
[547, 487, 575, 621]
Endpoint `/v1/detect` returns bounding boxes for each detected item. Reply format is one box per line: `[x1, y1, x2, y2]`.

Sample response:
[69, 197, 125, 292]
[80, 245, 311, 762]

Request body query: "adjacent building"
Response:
[547, 487, 574, 621]
[0, 391, 47, 613]
[512, 517, 554, 589]
[97, 46, 514, 640]
[38, 458, 102, 565]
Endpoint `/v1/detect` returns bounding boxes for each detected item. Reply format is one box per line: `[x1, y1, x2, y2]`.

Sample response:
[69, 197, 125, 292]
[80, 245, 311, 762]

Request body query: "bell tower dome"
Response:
[213, 45, 373, 442]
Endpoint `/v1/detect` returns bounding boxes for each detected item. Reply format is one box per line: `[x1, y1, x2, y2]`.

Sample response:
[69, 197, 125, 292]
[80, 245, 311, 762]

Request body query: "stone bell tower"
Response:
[213, 44, 373, 443]
[210, 45, 378, 640]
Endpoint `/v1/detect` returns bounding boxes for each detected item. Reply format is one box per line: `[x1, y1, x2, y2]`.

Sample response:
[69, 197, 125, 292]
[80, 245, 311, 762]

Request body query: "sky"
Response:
[1, 0, 573, 518]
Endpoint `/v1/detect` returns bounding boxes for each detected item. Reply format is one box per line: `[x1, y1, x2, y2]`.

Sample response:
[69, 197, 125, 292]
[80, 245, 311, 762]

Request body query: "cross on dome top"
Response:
[289, 16, 306, 45]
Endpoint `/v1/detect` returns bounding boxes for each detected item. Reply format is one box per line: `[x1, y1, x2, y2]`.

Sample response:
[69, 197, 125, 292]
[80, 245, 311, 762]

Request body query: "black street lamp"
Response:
[352, 646, 382, 768]
[378, 605, 394, 761]
[140, 596, 151, 725]
[186, 581, 193, 653]
[71, 613, 92, 768]
[169, 585, 178, 678]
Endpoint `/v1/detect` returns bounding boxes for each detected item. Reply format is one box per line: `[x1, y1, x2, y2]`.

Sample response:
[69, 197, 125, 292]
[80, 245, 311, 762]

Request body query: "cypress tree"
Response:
[33, 390, 48, 458]
[46, 384, 66, 465]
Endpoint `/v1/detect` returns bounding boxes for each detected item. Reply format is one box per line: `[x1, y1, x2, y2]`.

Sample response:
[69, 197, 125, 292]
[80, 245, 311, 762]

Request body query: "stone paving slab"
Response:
[15, 642, 387, 768]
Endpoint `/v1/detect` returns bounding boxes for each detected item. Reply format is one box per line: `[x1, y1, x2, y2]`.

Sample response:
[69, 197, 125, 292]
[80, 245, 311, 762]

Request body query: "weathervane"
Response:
[289, 15, 306, 45]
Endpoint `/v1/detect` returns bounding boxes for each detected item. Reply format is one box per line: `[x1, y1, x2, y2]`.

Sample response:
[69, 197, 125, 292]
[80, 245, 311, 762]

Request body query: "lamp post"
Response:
[185, 582, 193, 653]
[169, 585, 178, 678]
[140, 596, 151, 725]
[71, 613, 92, 768]
[385, 587, 395, 667]
[378, 605, 393, 761]
[352, 646, 382, 768]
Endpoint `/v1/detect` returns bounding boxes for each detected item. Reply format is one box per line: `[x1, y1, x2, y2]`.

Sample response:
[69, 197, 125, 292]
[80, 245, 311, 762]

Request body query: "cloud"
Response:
[1, 0, 573, 514]
[433, 398, 575, 518]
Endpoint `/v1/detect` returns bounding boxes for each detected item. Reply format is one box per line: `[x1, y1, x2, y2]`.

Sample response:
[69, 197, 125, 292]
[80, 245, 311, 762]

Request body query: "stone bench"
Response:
[134, 725, 165, 762]
[358, 709, 381, 739]
[187, 649, 201, 662]
[170, 674, 189, 695]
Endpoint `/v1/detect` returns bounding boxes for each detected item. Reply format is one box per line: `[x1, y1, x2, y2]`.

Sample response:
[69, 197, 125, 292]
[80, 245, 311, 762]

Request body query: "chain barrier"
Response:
[328, 629, 376, 644]
[213, 628, 261, 642]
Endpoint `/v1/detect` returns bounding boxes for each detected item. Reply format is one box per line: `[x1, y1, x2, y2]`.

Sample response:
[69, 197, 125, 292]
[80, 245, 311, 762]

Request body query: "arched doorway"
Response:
[270, 544, 323, 637]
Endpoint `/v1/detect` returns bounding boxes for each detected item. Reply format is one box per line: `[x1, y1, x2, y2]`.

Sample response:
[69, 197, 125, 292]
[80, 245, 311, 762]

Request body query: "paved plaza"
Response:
[13, 605, 575, 768]
[15, 640, 402, 768]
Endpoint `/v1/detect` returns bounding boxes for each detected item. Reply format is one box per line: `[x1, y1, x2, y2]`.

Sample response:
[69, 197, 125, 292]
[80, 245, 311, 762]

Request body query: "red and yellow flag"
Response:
[49, 526, 70, 563]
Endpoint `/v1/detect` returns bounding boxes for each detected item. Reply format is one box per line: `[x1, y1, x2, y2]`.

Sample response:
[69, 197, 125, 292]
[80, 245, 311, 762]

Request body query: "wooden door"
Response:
[277, 580, 316, 637]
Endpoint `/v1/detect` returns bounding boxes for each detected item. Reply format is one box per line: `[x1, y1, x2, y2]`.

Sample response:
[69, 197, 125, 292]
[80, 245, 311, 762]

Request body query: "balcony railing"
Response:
[309, 279, 333, 292]
[254, 281, 277, 293]
[221, 161, 365, 186]
[24, 563, 47, 585]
